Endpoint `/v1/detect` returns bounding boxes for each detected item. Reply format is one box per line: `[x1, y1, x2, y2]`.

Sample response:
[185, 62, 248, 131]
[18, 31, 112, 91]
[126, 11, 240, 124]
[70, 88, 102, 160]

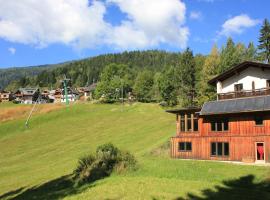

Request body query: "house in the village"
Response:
[60, 87, 79, 103]
[168, 61, 270, 163]
[0, 90, 11, 102]
[14, 88, 40, 104]
[77, 83, 97, 101]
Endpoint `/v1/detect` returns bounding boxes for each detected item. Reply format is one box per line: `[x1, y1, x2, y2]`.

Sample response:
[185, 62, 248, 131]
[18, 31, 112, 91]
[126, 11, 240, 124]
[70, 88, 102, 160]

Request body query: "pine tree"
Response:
[177, 48, 196, 107]
[197, 44, 220, 105]
[258, 19, 270, 63]
[245, 42, 257, 61]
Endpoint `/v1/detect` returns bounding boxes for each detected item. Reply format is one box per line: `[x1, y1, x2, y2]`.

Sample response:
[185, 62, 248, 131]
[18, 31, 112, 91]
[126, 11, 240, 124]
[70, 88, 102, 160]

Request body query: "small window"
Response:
[186, 142, 192, 151]
[267, 80, 270, 88]
[194, 118, 198, 131]
[178, 142, 192, 152]
[211, 142, 229, 157]
[179, 142, 185, 151]
[234, 83, 243, 92]
[224, 143, 229, 156]
[252, 81, 255, 90]
[211, 119, 229, 132]
[217, 143, 223, 156]
[255, 116, 264, 125]
[211, 142, 216, 156]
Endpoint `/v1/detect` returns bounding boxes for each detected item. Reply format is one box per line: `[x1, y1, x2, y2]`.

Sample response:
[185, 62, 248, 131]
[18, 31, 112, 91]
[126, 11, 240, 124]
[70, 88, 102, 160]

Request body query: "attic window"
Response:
[234, 84, 243, 92]
[255, 116, 264, 126]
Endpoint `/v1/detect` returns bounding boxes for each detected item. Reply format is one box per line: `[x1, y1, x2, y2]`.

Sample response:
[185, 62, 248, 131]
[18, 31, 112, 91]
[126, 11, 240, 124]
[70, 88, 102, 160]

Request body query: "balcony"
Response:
[217, 87, 270, 100]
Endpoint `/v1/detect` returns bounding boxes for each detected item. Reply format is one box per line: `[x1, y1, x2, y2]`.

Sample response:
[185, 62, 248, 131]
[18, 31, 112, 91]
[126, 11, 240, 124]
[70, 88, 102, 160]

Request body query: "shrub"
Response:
[73, 143, 137, 185]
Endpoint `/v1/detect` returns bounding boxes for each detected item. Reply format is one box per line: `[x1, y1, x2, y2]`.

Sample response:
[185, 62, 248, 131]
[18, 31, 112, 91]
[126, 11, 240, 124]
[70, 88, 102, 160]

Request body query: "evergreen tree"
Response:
[245, 42, 257, 61]
[197, 44, 220, 105]
[219, 38, 247, 73]
[177, 48, 196, 107]
[258, 19, 270, 63]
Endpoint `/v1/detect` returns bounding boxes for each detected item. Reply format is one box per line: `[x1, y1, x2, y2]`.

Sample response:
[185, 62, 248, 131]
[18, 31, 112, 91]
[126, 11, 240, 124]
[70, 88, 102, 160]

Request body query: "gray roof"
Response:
[200, 95, 270, 115]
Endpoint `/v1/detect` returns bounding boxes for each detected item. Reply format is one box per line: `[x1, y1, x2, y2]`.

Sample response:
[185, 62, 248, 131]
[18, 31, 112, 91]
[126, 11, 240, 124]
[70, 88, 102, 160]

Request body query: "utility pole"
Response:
[121, 79, 124, 112]
[61, 76, 71, 106]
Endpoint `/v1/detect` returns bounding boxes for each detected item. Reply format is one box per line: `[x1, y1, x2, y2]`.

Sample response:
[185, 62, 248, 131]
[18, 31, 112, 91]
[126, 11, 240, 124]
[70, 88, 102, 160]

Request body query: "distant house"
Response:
[60, 87, 79, 103]
[0, 90, 11, 102]
[15, 88, 39, 104]
[168, 61, 270, 163]
[77, 83, 97, 101]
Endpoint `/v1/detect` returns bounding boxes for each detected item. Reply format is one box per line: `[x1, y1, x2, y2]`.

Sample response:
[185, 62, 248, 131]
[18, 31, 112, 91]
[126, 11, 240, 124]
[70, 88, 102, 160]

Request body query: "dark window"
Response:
[217, 122, 222, 131]
[179, 142, 185, 151]
[211, 142, 216, 156]
[180, 114, 185, 132]
[211, 119, 229, 132]
[217, 143, 223, 156]
[252, 81, 255, 90]
[267, 80, 270, 88]
[211, 142, 229, 157]
[234, 83, 243, 92]
[194, 119, 198, 131]
[223, 120, 229, 131]
[255, 116, 264, 125]
[211, 122, 216, 131]
[224, 143, 229, 156]
[180, 113, 199, 132]
[186, 142, 192, 151]
[178, 142, 192, 152]
[187, 114, 192, 131]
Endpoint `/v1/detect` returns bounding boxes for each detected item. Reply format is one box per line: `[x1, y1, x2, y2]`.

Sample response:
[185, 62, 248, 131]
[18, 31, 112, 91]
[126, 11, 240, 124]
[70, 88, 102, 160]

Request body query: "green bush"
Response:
[73, 143, 137, 185]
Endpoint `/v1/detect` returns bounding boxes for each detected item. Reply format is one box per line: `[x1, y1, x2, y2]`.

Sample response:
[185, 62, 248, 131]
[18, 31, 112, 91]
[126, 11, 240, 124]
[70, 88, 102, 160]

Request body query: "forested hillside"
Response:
[1, 39, 259, 107]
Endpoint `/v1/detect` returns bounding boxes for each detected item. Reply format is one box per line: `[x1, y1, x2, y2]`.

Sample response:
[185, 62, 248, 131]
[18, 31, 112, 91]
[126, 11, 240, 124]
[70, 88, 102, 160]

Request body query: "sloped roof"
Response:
[166, 107, 201, 114]
[208, 61, 270, 86]
[200, 95, 270, 115]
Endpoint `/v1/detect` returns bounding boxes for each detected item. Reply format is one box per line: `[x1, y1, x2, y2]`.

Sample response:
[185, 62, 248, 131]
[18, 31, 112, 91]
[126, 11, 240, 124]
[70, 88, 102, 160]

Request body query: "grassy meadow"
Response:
[0, 102, 269, 200]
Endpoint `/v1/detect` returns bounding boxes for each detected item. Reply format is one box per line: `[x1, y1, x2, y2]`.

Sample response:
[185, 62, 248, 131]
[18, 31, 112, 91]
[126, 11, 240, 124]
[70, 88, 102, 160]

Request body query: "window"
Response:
[234, 83, 243, 92]
[180, 113, 199, 132]
[267, 80, 270, 88]
[211, 119, 229, 132]
[255, 116, 264, 125]
[252, 81, 255, 90]
[211, 142, 229, 156]
[178, 142, 192, 152]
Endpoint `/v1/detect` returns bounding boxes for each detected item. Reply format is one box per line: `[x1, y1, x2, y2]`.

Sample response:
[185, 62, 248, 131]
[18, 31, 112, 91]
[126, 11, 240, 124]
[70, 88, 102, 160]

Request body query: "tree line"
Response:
[4, 19, 270, 107]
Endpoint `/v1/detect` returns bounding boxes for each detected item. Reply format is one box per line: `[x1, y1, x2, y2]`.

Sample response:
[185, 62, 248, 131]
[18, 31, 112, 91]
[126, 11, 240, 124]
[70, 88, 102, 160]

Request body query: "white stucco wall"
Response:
[217, 67, 270, 93]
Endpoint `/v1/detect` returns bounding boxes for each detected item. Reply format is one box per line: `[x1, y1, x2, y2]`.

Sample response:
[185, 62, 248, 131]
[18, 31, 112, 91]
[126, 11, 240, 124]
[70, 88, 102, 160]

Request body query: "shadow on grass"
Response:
[175, 175, 270, 200]
[0, 174, 96, 200]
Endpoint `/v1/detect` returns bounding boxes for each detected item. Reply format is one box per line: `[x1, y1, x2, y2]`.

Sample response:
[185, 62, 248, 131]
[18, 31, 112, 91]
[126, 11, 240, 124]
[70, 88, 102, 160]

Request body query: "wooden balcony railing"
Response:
[217, 87, 270, 100]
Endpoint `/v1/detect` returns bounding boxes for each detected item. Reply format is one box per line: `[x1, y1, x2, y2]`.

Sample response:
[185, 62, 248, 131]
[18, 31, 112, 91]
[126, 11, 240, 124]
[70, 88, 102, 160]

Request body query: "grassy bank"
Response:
[0, 103, 269, 199]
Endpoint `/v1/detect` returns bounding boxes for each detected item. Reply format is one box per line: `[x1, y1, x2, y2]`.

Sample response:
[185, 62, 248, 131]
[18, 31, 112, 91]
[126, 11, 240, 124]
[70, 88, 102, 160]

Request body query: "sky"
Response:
[0, 0, 269, 68]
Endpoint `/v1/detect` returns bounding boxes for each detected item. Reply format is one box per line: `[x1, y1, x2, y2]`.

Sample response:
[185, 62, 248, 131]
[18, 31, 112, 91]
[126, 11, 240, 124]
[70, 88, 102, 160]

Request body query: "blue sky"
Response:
[0, 0, 269, 68]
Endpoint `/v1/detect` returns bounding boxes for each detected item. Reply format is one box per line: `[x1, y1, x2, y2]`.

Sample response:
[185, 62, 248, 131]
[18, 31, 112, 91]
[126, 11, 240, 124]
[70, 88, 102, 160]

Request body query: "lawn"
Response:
[0, 103, 269, 200]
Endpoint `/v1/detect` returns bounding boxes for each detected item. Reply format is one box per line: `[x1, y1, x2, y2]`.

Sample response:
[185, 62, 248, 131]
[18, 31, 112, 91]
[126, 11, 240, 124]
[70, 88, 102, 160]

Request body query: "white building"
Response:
[208, 61, 270, 100]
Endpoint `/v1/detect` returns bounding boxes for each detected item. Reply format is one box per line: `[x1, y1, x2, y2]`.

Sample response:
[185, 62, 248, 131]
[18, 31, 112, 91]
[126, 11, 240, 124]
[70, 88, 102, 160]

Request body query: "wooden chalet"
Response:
[15, 88, 39, 104]
[168, 61, 270, 163]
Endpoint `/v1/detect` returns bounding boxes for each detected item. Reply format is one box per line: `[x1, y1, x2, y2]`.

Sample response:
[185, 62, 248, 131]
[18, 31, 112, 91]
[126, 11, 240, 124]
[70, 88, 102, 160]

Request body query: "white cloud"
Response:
[220, 14, 260, 36]
[190, 11, 202, 20]
[8, 47, 16, 55]
[0, 0, 189, 50]
[107, 0, 189, 49]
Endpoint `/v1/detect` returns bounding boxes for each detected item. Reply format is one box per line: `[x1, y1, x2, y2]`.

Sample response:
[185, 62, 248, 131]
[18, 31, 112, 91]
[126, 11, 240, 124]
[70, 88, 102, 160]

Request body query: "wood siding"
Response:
[171, 112, 270, 162]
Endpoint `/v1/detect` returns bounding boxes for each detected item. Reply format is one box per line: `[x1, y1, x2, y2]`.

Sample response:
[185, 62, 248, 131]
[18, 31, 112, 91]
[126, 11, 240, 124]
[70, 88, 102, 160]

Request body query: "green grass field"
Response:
[0, 103, 269, 200]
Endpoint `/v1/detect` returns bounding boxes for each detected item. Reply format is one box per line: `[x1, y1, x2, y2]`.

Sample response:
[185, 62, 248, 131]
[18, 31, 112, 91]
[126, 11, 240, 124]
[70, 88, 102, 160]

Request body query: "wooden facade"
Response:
[170, 111, 270, 163]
